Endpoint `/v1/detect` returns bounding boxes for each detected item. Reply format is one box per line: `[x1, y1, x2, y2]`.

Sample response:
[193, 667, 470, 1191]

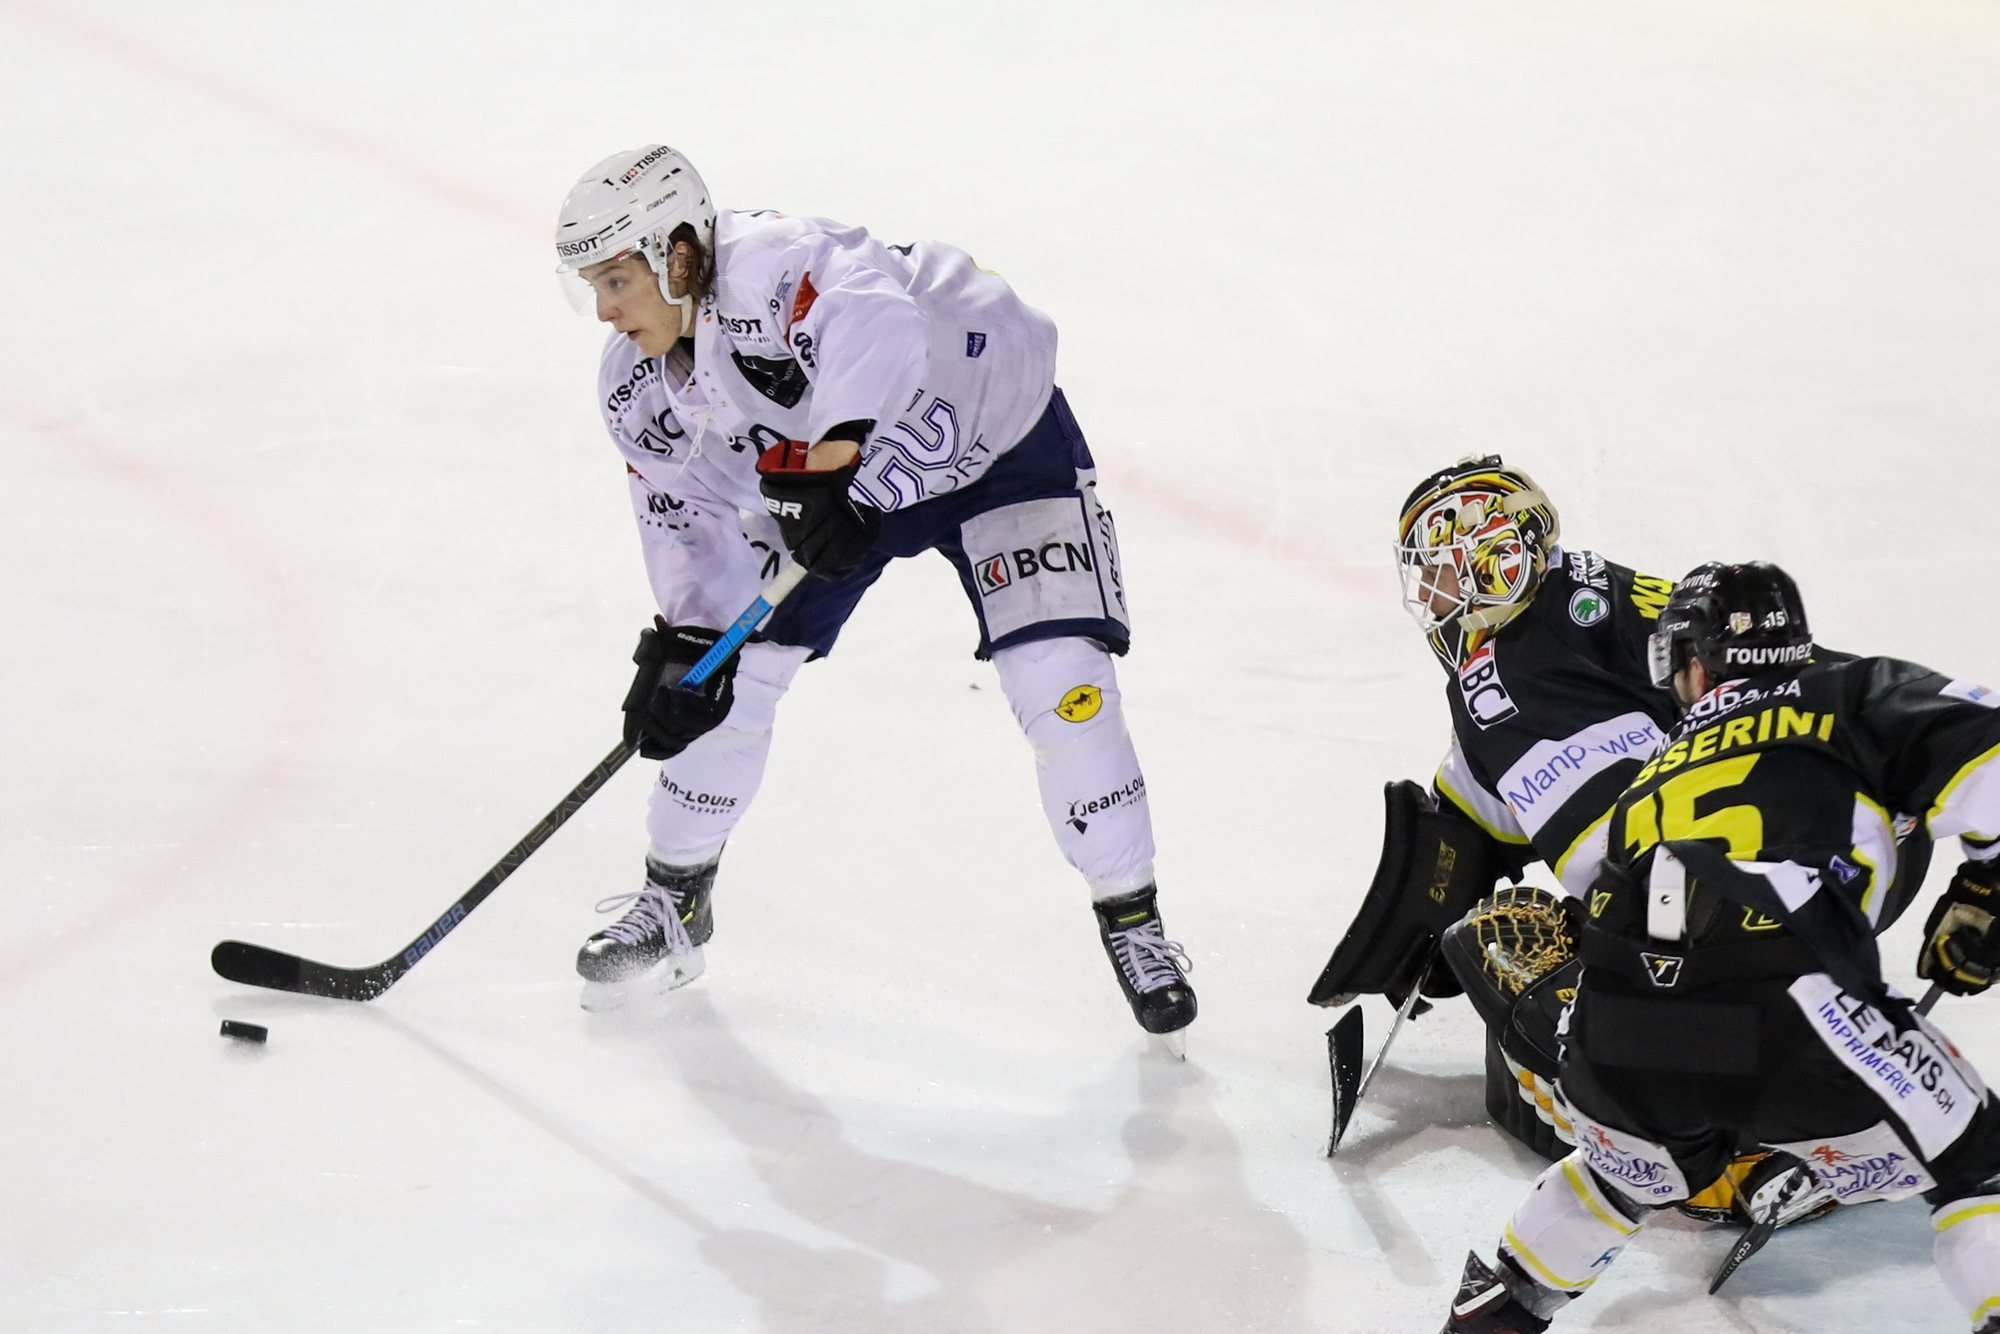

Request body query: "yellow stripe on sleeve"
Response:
[1553, 808, 1614, 889]
[1436, 770, 1532, 845]
[1927, 740, 2000, 843]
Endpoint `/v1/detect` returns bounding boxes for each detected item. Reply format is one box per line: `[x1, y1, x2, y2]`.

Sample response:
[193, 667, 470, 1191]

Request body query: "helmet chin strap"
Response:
[670, 295, 695, 337]
[644, 236, 698, 338]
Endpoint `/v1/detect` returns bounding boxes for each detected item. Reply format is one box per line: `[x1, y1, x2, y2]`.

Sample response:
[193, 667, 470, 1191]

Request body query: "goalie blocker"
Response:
[1308, 779, 1528, 1010]
[1304, 777, 1580, 1162]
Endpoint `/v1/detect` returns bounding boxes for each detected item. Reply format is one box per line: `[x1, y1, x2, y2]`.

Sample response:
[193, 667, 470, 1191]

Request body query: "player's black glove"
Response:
[621, 619, 737, 761]
[755, 437, 881, 579]
[1917, 861, 2000, 996]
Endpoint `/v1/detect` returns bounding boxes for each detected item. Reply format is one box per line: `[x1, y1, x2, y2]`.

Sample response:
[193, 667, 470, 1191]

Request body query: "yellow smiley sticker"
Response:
[1055, 685, 1103, 723]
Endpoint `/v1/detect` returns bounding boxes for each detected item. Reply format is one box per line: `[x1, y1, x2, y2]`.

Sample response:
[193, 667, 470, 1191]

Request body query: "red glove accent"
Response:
[754, 441, 813, 476]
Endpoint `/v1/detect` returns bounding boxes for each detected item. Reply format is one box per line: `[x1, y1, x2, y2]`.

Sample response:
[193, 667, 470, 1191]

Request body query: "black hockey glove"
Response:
[621, 619, 737, 762]
[1916, 861, 2000, 996]
[755, 437, 881, 579]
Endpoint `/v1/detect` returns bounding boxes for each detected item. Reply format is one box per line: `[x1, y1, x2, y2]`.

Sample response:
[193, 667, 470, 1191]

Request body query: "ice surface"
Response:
[3, 1, 1998, 1330]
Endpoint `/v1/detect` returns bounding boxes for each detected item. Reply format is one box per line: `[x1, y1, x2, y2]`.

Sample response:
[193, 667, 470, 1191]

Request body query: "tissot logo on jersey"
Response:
[605, 358, 665, 414]
[1457, 644, 1520, 729]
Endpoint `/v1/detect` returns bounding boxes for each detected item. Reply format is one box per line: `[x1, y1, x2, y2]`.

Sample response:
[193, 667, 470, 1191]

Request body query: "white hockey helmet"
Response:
[553, 145, 714, 311]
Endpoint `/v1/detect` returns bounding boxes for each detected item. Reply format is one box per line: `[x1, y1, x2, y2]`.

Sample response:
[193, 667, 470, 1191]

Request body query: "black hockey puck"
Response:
[219, 1020, 269, 1044]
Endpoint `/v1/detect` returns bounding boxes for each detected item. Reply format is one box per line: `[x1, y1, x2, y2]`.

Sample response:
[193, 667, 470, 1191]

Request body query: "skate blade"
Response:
[1151, 1029, 1188, 1061]
[578, 947, 706, 1012]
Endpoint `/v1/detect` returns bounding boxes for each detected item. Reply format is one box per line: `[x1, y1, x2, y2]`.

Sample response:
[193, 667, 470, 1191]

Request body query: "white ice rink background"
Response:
[4, 1, 1999, 1330]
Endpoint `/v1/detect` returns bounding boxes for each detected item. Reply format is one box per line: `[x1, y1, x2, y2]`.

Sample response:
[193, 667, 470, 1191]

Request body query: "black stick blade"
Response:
[1326, 1008, 1365, 1155]
[1708, 1218, 1777, 1294]
[210, 940, 392, 1002]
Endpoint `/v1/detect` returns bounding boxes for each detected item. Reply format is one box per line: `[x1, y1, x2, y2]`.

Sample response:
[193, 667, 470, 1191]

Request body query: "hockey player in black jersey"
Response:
[1441, 562, 2000, 1334]
[1313, 459, 1927, 1235]
[1312, 456, 1687, 1157]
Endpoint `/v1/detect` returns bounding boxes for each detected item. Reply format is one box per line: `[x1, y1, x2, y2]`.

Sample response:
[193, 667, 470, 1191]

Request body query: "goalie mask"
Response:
[553, 145, 715, 318]
[1396, 456, 1560, 665]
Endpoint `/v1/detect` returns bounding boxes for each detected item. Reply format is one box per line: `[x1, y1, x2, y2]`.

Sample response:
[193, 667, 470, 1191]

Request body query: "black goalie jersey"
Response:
[1586, 656, 2000, 987]
[1432, 549, 1681, 897]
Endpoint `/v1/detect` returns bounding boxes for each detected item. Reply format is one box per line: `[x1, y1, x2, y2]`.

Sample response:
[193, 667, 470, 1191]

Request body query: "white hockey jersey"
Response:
[596, 209, 1059, 627]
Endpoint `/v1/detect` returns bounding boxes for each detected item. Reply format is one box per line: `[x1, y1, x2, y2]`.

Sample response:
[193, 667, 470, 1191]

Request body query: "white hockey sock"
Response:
[1497, 1152, 1651, 1313]
[1933, 1190, 2000, 1331]
[992, 637, 1156, 896]
[644, 641, 809, 866]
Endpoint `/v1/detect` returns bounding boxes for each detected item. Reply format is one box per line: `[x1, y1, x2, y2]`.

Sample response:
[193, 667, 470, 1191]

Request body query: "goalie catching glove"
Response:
[1917, 860, 2000, 996]
[621, 619, 737, 761]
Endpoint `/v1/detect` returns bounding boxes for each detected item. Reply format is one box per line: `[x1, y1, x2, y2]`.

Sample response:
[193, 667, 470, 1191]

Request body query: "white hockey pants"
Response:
[645, 635, 1156, 897]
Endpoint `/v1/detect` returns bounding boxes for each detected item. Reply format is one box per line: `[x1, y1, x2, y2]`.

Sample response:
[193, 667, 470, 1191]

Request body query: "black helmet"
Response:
[1648, 561, 1812, 690]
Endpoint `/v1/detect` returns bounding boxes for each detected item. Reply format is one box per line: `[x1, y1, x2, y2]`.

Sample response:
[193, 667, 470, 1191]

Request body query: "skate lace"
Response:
[591, 887, 692, 950]
[1109, 919, 1192, 993]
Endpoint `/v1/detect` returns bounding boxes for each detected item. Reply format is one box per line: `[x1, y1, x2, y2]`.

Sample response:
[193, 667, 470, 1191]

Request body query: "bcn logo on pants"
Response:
[973, 541, 1096, 596]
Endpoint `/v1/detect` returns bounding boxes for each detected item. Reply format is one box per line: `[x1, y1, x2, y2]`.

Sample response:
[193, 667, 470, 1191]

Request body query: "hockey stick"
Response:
[209, 564, 810, 1001]
[1916, 980, 1945, 1017]
[1326, 956, 1435, 1155]
[1708, 980, 1949, 1292]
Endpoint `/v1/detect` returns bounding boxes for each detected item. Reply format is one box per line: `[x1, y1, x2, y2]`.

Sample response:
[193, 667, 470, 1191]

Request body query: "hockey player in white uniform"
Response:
[549, 145, 1193, 1037]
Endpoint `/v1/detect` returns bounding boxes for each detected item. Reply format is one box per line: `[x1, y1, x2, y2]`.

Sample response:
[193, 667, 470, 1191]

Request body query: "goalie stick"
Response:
[1326, 957, 1434, 1155]
[210, 563, 810, 1002]
[1707, 981, 1946, 1294]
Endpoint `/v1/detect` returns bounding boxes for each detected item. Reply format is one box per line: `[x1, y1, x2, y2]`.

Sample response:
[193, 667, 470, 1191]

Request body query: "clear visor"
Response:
[556, 242, 642, 314]
[555, 235, 683, 315]
[1647, 629, 1676, 689]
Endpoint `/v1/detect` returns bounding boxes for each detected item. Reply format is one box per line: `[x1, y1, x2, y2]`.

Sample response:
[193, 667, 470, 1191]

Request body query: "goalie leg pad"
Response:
[1486, 1033, 1576, 1162]
[1307, 780, 1511, 1006]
